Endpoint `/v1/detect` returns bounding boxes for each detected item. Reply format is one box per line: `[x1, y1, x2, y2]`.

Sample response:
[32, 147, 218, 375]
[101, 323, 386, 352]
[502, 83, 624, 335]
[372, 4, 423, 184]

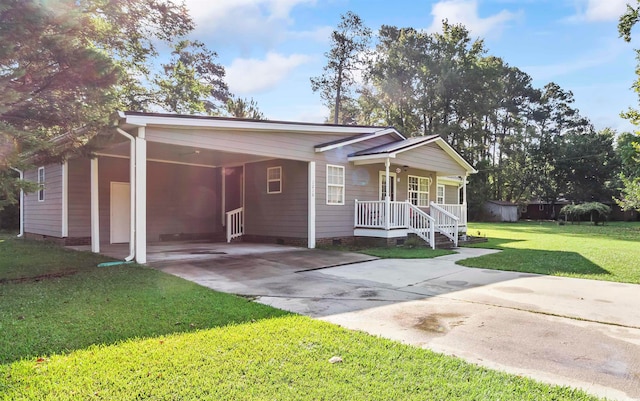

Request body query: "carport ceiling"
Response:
[98, 140, 271, 167]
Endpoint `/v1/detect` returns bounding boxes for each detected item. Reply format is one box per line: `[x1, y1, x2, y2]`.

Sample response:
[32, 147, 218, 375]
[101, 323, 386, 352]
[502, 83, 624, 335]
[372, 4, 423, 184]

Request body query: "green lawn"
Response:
[0, 235, 600, 400]
[462, 221, 640, 284]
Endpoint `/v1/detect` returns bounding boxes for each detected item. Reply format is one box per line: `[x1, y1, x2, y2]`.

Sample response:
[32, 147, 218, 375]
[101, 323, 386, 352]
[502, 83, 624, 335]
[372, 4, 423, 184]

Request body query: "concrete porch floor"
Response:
[66, 241, 309, 264]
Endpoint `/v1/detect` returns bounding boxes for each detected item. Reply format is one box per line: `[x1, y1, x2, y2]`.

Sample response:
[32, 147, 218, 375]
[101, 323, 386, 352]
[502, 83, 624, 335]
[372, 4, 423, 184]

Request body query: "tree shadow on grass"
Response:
[0, 267, 291, 364]
[458, 246, 611, 277]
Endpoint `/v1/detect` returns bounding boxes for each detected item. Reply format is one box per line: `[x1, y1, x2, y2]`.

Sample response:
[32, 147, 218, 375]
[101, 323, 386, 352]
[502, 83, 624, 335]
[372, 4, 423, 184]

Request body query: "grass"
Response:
[461, 221, 640, 284]
[357, 246, 454, 259]
[0, 235, 601, 400]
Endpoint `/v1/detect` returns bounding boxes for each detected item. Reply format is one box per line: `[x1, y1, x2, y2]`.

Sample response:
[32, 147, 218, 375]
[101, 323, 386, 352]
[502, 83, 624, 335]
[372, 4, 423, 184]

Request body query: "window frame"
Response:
[37, 166, 45, 202]
[266, 166, 282, 194]
[436, 183, 445, 204]
[407, 175, 430, 207]
[326, 164, 345, 205]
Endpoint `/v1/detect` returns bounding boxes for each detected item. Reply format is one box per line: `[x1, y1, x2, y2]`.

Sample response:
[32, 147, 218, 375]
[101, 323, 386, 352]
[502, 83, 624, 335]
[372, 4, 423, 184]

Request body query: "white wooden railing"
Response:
[354, 200, 467, 248]
[430, 202, 459, 247]
[407, 203, 436, 249]
[354, 200, 409, 229]
[438, 203, 467, 227]
[226, 207, 244, 243]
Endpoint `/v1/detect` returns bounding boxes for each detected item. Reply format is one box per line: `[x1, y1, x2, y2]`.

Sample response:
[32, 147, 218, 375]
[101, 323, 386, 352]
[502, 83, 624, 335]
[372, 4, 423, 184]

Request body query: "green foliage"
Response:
[462, 222, 640, 283]
[616, 175, 640, 211]
[560, 202, 611, 225]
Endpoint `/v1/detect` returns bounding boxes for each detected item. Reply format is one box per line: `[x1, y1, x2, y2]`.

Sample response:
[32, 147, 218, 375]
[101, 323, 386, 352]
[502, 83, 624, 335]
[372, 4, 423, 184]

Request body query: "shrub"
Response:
[560, 202, 611, 225]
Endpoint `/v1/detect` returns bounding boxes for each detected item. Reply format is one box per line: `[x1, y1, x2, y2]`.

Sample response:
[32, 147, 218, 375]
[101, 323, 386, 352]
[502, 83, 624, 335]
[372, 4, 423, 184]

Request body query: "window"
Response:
[436, 184, 445, 204]
[408, 175, 430, 207]
[267, 166, 282, 194]
[326, 165, 345, 205]
[37, 166, 45, 202]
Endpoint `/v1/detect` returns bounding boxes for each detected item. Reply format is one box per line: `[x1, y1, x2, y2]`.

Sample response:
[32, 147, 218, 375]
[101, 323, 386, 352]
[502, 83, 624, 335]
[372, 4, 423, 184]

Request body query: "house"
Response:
[17, 112, 476, 263]
[484, 201, 519, 222]
[521, 199, 569, 220]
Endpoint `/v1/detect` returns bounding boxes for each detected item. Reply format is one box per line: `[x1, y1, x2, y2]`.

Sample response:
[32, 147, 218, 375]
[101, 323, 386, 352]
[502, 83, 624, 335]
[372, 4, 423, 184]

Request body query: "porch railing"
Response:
[354, 200, 466, 248]
[353, 200, 409, 229]
[430, 202, 459, 247]
[407, 202, 436, 249]
[437, 203, 467, 227]
[226, 207, 244, 243]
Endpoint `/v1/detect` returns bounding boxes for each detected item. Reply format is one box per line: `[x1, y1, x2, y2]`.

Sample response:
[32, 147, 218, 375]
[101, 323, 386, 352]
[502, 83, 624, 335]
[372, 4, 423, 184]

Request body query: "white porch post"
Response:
[90, 158, 100, 253]
[221, 167, 226, 226]
[308, 161, 316, 249]
[384, 158, 390, 230]
[135, 128, 147, 264]
[61, 161, 68, 238]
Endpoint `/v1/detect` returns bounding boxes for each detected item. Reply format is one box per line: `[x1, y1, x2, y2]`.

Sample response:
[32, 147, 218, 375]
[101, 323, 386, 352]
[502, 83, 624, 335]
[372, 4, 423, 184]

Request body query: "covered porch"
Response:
[347, 135, 475, 249]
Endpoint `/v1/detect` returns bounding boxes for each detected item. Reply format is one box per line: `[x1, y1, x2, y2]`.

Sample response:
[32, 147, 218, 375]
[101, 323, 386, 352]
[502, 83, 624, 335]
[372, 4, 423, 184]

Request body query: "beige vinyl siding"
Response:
[394, 143, 467, 176]
[24, 164, 63, 237]
[445, 184, 460, 204]
[68, 158, 91, 237]
[146, 128, 354, 162]
[314, 135, 404, 238]
[245, 159, 308, 238]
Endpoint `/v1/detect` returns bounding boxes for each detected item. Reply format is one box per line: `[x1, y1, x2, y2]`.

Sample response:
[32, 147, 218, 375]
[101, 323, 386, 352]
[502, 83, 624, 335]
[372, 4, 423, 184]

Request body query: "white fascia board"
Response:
[315, 128, 403, 153]
[348, 154, 396, 165]
[122, 113, 385, 135]
[437, 176, 464, 185]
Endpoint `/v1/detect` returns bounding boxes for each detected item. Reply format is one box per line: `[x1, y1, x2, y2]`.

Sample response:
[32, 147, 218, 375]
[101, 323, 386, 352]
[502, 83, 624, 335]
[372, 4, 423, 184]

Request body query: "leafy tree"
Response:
[311, 11, 372, 124]
[617, 1, 640, 210]
[155, 40, 230, 115]
[225, 97, 266, 120]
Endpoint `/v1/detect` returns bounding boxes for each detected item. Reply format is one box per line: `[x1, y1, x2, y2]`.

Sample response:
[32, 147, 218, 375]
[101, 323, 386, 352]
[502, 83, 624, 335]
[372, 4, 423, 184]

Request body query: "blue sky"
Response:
[184, 0, 638, 133]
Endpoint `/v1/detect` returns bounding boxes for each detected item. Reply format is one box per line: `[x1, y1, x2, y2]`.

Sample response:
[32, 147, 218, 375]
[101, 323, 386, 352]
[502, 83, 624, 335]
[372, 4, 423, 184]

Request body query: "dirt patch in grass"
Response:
[0, 270, 79, 284]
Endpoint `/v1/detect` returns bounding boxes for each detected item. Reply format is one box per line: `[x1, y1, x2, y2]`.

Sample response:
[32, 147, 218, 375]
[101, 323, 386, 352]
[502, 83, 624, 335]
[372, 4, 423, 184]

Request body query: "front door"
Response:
[110, 182, 130, 244]
[379, 171, 396, 201]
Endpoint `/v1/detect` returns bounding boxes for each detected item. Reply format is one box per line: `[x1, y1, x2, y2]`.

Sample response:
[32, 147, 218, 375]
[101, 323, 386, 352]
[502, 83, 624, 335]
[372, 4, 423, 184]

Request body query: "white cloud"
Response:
[184, 0, 316, 49]
[570, 0, 628, 22]
[427, 0, 520, 38]
[226, 52, 311, 94]
[523, 40, 626, 81]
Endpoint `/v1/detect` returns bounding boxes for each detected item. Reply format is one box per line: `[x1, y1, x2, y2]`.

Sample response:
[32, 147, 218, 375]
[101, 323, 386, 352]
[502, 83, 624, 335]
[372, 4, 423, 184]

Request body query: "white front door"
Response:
[110, 182, 130, 244]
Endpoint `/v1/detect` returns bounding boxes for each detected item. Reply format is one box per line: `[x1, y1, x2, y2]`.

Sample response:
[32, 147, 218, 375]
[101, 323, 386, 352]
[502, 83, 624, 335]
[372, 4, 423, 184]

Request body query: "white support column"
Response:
[61, 161, 69, 238]
[135, 128, 147, 264]
[308, 161, 316, 249]
[221, 167, 226, 226]
[90, 158, 100, 253]
[384, 158, 391, 230]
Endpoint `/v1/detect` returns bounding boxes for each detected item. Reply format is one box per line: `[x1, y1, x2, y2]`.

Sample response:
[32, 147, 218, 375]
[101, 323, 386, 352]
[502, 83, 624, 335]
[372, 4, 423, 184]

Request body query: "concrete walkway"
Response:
[153, 247, 640, 401]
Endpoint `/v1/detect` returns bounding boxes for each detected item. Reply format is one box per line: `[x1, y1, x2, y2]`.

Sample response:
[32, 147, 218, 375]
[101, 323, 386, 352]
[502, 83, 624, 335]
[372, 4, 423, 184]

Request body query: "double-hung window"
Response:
[436, 184, 445, 204]
[267, 166, 282, 194]
[326, 165, 345, 205]
[37, 166, 45, 202]
[408, 175, 430, 207]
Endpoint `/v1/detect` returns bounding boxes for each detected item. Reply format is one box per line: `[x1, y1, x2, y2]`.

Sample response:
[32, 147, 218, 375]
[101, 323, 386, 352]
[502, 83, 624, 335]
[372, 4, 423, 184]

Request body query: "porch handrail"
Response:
[406, 202, 436, 249]
[226, 207, 244, 243]
[430, 202, 459, 247]
[437, 203, 467, 226]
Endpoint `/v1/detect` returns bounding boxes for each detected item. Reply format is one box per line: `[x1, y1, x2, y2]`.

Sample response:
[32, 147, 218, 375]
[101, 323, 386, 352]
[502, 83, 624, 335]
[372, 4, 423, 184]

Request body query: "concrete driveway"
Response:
[153, 246, 640, 401]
